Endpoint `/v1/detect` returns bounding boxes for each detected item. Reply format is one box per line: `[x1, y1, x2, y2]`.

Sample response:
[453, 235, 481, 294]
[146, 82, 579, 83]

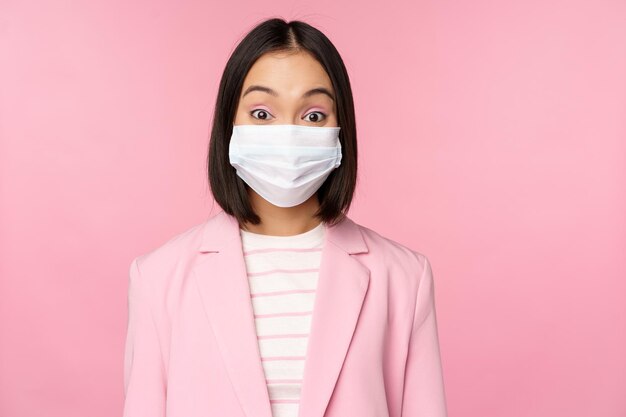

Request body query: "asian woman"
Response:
[123, 17, 448, 417]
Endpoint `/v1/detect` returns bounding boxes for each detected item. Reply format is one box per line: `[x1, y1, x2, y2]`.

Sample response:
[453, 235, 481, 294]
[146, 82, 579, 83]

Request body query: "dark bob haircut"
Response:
[207, 17, 357, 227]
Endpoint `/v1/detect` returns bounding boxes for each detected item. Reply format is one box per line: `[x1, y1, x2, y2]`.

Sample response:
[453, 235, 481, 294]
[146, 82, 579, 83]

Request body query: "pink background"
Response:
[1, 0, 624, 416]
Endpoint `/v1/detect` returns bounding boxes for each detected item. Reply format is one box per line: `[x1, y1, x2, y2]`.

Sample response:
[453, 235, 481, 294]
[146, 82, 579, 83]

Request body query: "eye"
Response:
[303, 111, 327, 123]
[250, 109, 274, 120]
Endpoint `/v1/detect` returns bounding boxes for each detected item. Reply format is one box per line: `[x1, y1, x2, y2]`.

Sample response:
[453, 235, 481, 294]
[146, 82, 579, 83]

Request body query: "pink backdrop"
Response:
[1, 0, 624, 416]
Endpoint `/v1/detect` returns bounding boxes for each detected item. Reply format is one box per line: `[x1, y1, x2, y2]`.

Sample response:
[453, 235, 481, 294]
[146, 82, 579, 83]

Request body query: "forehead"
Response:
[241, 50, 334, 94]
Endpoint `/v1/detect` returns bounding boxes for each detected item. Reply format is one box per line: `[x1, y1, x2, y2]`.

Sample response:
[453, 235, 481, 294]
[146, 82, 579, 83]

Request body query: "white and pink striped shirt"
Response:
[239, 221, 325, 417]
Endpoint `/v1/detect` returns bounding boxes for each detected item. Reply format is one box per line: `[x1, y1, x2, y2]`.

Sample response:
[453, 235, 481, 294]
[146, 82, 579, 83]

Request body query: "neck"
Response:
[240, 190, 322, 236]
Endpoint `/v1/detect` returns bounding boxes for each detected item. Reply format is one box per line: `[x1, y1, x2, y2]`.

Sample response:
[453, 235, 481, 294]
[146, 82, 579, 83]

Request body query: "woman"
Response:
[123, 17, 448, 417]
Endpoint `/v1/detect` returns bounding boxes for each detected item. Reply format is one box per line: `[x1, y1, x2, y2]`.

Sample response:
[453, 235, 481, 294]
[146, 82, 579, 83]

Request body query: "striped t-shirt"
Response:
[239, 221, 325, 417]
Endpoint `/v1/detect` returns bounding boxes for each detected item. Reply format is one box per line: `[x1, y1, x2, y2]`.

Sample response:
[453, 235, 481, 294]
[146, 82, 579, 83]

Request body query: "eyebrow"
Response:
[242, 85, 335, 101]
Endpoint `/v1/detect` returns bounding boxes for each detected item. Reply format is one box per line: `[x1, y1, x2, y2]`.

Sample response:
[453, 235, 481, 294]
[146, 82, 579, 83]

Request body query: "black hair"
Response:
[207, 17, 357, 227]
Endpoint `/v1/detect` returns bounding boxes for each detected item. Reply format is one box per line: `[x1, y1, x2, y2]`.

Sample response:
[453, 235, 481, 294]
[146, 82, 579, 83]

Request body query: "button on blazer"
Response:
[123, 210, 448, 417]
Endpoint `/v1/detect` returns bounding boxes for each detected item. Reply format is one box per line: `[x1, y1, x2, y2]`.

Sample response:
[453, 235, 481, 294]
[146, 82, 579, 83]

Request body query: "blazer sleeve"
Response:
[123, 257, 167, 417]
[401, 255, 449, 417]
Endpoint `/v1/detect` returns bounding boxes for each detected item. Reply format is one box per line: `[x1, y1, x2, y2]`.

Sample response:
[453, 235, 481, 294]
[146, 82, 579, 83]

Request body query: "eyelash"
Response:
[250, 109, 327, 122]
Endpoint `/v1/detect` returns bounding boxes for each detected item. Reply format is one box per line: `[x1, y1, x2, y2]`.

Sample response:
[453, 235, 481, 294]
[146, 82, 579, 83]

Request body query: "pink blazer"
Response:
[123, 210, 448, 417]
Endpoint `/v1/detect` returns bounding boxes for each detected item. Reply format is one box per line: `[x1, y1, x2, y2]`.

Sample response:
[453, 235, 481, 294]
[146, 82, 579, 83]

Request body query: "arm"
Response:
[401, 255, 449, 417]
[123, 257, 167, 417]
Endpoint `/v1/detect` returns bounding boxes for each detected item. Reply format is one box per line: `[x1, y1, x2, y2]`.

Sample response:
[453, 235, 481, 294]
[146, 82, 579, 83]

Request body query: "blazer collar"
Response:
[192, 210, 371, 417]
[197, 209, 368, 255]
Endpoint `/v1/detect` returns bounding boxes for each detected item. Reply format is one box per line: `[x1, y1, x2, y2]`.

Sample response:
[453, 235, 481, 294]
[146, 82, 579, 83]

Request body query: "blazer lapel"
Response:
[193, 210, 273, 417]
[193, 210, 370, 417]
[297, 214, 370, 417]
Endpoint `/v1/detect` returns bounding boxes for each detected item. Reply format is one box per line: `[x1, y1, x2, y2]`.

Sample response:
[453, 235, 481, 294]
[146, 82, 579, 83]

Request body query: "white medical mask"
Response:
[228, 124, 342, 207]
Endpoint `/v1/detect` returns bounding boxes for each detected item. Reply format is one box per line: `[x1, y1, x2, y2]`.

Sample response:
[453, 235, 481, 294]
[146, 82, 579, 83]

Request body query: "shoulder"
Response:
[350, 219, 437, 322]
[355, 220, 428, 270]
[351, 219, 432, 289]
[130, 217, 210, 282]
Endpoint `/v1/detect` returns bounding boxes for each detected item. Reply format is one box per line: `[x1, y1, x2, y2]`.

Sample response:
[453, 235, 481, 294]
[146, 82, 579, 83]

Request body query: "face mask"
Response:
[228, 124, 342, 207]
